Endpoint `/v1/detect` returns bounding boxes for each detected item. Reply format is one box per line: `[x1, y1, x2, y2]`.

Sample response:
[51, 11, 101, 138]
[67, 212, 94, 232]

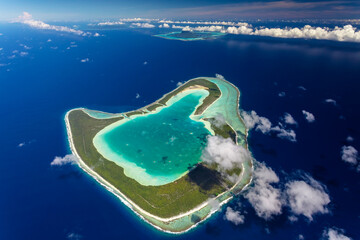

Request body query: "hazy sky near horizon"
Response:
[0, 0, 360, 21]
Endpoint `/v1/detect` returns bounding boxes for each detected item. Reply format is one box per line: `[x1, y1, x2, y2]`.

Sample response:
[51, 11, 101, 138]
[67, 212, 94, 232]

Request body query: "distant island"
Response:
[65, 77, 253, 233]
[155, 30, 225, 41]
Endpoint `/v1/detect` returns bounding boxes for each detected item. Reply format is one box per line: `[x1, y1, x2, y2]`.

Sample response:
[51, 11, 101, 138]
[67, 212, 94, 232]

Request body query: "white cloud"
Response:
[143, 61, 148, 65]
[201, 136, 250, 171]
[286, 175, 330, 221]
[50, 154, 77, 166]
[167, 22, 360, 43]
[241, 110, 297, 142]
[159, 23, 170, 28]
[323, 228, 351, 240]
[94, 32, 100, 37]
[245, 161, 283, 220]
[176, 81, 185, 87]
[278, 92, 286, 97]
[97, 21, 124, 26]
[18, 142, 25, 147]
[136, 93, 140, 99]
[212, 113, 227, 128]
[272, 126, 297, 142]
[215, 73, 225, 80]
[298, 234, 305, 240]
[341, 145, 358, 165]
[67, 232, 82, 240]
[346, 136, 354, 142]
[131, 23, 155, 28]
[19, 51, 28, 57]
[14, 12, 91, 36]
[302, 110, 315, 123]
[224, 207, 245, 225]
[325, 99, 337, 106]
[283, 113, 298, 125]
[80, 58, 89, 63]
[298, 86, 307, 91]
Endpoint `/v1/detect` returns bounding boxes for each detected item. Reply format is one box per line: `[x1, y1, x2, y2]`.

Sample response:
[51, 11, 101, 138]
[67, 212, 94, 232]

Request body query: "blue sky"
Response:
[0, 0, 359, 21]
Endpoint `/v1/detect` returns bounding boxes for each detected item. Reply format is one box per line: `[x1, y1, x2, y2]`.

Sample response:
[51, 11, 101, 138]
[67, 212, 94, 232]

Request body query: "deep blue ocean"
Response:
[1, 23, 359, 240]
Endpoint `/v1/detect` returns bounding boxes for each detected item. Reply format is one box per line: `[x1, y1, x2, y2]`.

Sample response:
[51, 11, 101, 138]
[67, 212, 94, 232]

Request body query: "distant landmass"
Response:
[65, 77, 252, 233]
[155, 31, 225, 41]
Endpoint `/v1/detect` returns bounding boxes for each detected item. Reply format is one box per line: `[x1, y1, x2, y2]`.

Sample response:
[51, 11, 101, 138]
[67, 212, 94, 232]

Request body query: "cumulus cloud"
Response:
[176, 81, 185, 87]
[67, 232, 82, 240]
[212, 113, 227, 128]
[14, 12, 92, 36]
[325, 99, 337, 106]
[159, 23, 170, 28]
[131, 23, 155, 28]
[278, 92, 286, 97]
[201, 136, 250, 171]
[18, 142, 25, 147]
[346, 136, 354, 142]
[245, 161, 283, 220]
[286, 174, 330, 221]
[271, 126, 297, 142]
[166, 22, 360, 43]
[283, 113, 298, 126]
[241, 110, 297, 142]
[51, 154, 77, 166]
[302, 110, 315, 123]
[322, 228, 351, 240]
[97, 21, 124, 26]
[136, 93, 140, 99]
[80, 58, 89, 63]
[224, 207, 245, 225]
[340, 145, 358, 165]
[298, 86, 307, 91]
[215, 73, 225, 80]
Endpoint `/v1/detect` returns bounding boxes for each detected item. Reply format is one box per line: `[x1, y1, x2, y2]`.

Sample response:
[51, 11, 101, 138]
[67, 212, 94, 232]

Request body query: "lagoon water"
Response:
[1, 23, 360, 240]
[93, 90, 210, 185]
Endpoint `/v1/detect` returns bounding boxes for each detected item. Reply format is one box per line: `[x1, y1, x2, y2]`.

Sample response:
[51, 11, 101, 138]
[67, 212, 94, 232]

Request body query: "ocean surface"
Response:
[1, 23, 360, 240]
[94, 90, 210, 186]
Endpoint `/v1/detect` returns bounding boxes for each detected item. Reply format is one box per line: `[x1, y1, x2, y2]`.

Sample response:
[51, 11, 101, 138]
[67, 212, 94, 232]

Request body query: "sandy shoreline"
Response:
[64, 77, 253, 234]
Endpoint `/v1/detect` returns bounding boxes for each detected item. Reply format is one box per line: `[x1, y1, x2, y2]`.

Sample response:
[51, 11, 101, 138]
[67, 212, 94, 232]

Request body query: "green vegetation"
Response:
[67, 78, 243, 218]
[69, 110, 226, 218]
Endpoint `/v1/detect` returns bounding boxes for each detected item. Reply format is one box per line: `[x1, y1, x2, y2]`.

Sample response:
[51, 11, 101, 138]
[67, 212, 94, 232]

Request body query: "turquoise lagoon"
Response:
[93, 90, 211, 186]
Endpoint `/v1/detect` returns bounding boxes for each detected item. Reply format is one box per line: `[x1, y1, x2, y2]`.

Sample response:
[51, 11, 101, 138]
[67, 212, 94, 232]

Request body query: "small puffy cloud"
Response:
[212, 113, 227, 128]
[51, 154, 77, 166]
[67, 232, 82, 240]
[176, 81, 185, 87]
[286, 174, 330, 221]
[98, 21, 124, 26]
[136, 93, 140, 99]
[283, 113, 297, 125]
[340, 145, 358, 165]
[224, 207, 245, 225]
[94, 32, 100, 37]
[201, 136, 250, 171]
[18, 142, 25, 147]
[245, 161, 283, 220]
[302, 110, 315, 123]
[131, 23, 155, 28]
[298, 234, 305, 240]
[215, 73, 225, 80]
[298, 86, 307, 91]
[143, 61, 148, 65]
[241, 110, 272, 134]
[346, 136, 354, 142]
[80, 58, 89, 63]
[322, 228, 351, 240]
[159, 23, 170, 28]
[325, 99, 337, 105]
[278, 92, 286, 97]
[14, 12, 90, 36]
[241, 110, 296, 142]
[271, 126, 297, 142]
